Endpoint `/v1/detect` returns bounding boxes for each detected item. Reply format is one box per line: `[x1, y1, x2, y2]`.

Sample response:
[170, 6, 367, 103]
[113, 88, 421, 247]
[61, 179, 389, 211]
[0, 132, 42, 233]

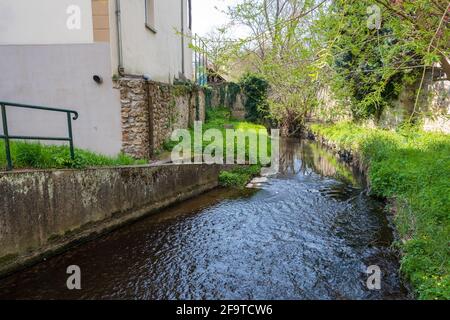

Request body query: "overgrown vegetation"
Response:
[219, 165, 262, 188]
[311, 122, 450, 300]
[164, 107, 270, 188]
[0, 141, 146, 170]
[240, 73, 270, 123]
[200, 0, 449, 129]
[312, 0, 450, 121]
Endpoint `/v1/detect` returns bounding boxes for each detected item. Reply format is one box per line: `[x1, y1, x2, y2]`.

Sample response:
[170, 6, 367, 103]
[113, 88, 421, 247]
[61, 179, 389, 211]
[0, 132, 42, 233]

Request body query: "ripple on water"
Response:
[0, 140, 408, 300]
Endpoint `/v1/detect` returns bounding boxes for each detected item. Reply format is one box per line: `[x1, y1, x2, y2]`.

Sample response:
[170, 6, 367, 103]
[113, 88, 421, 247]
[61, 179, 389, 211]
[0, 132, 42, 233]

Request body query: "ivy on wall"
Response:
[239, 73, 269, 123]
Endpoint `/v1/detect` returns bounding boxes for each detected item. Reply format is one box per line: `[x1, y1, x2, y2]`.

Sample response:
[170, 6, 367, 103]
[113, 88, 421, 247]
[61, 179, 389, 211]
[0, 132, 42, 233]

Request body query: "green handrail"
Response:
[0, 101, 79, 171]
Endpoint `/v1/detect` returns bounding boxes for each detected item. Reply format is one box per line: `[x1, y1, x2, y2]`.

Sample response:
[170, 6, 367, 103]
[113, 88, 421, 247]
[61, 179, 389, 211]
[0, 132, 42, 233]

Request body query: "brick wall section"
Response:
[118, 78, 207, 159]
[92, 0, 110, 42]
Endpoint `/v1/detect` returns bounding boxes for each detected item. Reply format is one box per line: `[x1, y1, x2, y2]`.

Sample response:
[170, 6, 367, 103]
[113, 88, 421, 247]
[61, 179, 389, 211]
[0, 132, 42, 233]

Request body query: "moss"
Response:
[172, 83, 194, 97]
[47, 234, 63, 244]
[0, 254, 19, 267]
[311, 122, 450, 300]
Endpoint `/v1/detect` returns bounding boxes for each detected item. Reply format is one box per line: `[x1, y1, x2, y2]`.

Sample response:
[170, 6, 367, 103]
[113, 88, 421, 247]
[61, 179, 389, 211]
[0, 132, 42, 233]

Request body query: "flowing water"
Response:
[0, 140, 408, 300]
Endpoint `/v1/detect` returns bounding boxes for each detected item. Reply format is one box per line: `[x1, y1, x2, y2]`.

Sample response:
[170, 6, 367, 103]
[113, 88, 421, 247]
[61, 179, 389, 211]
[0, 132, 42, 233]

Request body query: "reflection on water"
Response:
[0, 140, 408, 300]
[279, 139, 359, 186]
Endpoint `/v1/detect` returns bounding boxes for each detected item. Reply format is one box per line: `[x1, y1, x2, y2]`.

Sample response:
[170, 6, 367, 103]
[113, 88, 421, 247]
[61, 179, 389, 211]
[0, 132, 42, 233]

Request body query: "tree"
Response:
[219, 0, 327, 135]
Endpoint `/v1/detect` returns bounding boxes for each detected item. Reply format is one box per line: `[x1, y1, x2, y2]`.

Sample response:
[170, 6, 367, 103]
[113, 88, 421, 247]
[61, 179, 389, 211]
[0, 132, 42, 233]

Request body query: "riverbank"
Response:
[310, 122, 450, 300]
[0, 164, 224, 277]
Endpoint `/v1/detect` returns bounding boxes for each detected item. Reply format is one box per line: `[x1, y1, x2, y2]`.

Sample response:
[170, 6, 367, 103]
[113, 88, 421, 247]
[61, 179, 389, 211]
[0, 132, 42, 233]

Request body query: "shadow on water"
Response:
[0, 139, 409, 300]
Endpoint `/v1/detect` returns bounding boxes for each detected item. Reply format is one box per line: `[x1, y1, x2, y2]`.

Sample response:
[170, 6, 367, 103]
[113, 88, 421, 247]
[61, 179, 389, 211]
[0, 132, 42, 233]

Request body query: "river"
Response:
[0, 140, 408, 300]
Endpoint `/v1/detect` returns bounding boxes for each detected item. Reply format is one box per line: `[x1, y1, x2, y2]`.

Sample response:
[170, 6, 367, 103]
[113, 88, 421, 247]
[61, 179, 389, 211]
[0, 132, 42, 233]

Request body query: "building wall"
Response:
[0, 44, 123, 156]
[118, 79, 206, 159]
[0, 0, 196, 158]
[92, 0, 110, 42]
[0, 0, 93, 45]
[109, 0, 193, 83]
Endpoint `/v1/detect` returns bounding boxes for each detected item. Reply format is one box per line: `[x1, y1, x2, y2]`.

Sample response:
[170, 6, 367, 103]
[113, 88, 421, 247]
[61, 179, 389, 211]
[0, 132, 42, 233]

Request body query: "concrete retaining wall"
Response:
[0, 164, 222, 276]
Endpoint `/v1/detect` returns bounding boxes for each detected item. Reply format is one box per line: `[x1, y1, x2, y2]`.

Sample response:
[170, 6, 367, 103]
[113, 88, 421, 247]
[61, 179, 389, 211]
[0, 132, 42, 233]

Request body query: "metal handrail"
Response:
[0, 101, 79, 171]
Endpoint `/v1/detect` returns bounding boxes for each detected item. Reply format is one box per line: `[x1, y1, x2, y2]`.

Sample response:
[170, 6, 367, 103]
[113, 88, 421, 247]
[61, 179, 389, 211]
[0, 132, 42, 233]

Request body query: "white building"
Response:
[0, 0, 193, 156]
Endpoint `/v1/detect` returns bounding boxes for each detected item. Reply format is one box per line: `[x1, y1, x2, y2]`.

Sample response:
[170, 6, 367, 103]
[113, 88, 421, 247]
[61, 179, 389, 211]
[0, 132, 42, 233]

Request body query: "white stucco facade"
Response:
[0, 0, 94, 45]
[0, 0, 194, 157]
[0, 44, 123, 156]
[109, 0, 193, 83]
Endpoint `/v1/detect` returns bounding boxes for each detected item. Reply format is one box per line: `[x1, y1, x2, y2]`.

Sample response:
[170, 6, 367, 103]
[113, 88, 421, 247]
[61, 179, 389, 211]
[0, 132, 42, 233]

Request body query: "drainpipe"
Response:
[115, 0, 124, 75]
[181, 0, 185, 78]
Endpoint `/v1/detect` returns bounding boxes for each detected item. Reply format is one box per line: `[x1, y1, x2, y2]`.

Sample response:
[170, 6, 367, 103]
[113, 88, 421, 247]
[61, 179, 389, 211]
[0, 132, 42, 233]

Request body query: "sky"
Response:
[192, 0, 242, 37]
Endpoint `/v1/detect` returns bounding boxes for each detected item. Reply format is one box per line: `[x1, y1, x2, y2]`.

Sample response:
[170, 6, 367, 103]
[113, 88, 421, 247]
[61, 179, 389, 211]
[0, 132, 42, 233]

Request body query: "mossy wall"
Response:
[119, 79, 207, 158]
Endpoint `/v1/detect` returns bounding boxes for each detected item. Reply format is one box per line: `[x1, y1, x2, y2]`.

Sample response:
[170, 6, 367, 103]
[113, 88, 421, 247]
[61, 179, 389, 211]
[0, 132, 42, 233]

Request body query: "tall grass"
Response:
[164, 107, 271, 163]
[311, 122, 450, 300]
[0, 140, 146, 170]
[163, 108, 268, 187]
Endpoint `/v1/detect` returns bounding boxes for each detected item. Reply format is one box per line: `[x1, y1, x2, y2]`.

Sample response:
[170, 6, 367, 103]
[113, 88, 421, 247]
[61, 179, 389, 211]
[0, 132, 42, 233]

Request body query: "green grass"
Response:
[219, 165, 262, 188]
[0, 140, 147, 170]
[164, 107, 271, 188]
[164, 107, 271, 159]
[311, 122, 450, 300]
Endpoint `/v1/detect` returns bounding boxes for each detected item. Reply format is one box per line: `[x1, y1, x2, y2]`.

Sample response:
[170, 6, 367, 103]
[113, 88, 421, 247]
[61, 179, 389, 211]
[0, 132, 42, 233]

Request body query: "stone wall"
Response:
[118, 78, 207, 159]
[118, 79, 151, 159]
[312, 72, 449, 133]
[379, 72, 450, 133]
[209, 83, 247, 120]
[0, 164, 223, 276]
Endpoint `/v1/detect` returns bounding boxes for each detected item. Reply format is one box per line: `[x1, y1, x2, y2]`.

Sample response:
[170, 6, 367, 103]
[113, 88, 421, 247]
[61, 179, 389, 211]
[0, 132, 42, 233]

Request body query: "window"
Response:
[145, 0, 156, 33]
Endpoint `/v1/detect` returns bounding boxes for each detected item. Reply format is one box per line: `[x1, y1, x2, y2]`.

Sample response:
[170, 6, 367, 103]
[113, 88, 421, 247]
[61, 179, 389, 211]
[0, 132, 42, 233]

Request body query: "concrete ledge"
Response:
[0, 164, 222, 277]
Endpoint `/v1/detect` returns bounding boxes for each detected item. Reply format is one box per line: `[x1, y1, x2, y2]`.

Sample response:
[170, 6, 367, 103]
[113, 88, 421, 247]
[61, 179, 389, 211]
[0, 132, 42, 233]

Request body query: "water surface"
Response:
[0, 140, 408, 300]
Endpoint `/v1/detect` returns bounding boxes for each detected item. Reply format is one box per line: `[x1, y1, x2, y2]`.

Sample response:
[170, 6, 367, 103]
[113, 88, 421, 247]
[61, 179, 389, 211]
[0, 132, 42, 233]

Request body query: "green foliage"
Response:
[0, 141, 146, 170]
[204, 86, 213, 110]
[311, 123, 450, 300]
[226, 82, 242, 108]
[314, 0, 449, 121]
[219, 165, 261, 188]
[239, 73, 269, 123]
[164, 107, 271, 164]
[163, 107, 271, 188]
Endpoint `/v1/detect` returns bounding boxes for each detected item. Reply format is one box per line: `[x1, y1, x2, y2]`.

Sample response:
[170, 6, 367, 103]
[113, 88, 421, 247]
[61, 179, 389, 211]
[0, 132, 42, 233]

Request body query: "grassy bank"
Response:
[164, 108, 269, 188]
[311, 122, 450, 300]
[0, 140, 146, 170]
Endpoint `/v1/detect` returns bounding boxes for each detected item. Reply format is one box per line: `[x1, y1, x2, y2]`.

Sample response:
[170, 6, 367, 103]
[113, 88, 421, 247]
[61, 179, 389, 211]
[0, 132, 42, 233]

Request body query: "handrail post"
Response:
[1, 104, 13, 171]
[67, 112, 75, 161]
